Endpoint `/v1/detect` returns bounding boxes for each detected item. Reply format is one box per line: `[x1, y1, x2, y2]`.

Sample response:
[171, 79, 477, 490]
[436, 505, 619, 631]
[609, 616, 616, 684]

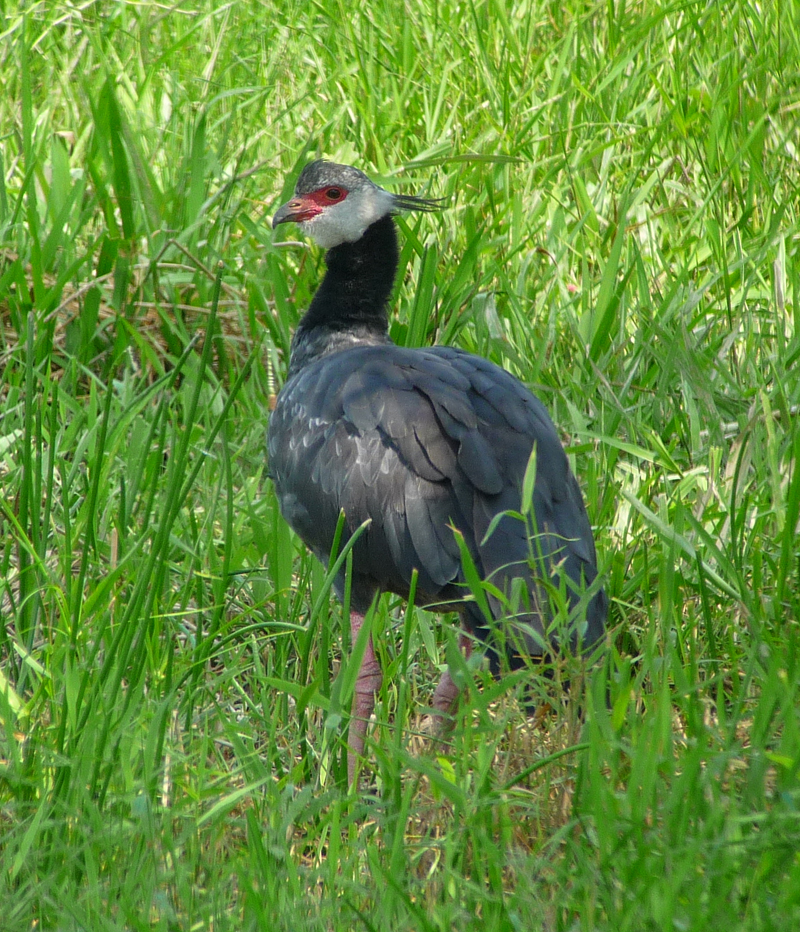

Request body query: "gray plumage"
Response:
[269, 341, 606, 659]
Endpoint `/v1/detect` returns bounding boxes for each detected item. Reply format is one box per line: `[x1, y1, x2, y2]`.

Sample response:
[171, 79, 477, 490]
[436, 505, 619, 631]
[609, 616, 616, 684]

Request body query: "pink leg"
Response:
[426, 632, 473, 731]
[347, 611, 383, 784]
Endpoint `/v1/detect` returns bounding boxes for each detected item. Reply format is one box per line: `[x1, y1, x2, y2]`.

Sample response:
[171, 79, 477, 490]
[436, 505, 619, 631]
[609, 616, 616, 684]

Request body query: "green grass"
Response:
[1, 0, 799, 928]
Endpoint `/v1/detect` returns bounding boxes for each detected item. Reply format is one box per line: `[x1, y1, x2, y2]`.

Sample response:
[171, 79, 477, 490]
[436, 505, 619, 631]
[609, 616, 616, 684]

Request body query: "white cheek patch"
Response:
[300, 186, 395, 248]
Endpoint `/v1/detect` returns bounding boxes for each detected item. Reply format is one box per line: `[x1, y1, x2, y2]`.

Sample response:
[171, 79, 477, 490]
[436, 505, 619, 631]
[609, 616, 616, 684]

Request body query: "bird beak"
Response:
[272, 196, 319, 228]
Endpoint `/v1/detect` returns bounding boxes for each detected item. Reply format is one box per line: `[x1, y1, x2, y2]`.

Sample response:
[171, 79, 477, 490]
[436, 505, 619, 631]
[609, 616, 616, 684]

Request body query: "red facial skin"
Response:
[273, 186, 349, 225]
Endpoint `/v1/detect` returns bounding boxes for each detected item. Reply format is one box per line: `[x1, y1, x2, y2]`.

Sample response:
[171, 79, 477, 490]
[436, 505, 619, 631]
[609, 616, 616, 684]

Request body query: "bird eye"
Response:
[326, 187, 343, 200]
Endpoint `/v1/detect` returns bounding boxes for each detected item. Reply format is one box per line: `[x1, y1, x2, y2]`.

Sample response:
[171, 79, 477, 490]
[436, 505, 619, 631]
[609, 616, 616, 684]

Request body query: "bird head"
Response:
[272, 160, 439, 249]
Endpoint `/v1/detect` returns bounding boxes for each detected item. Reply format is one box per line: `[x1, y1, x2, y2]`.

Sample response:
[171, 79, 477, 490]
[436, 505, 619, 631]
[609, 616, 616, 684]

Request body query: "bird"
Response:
[268, 160, 606, 783]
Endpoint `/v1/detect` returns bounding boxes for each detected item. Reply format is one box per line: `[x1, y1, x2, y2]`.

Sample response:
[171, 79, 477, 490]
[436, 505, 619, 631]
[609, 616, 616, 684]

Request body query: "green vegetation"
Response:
[1, 0, 799, 928]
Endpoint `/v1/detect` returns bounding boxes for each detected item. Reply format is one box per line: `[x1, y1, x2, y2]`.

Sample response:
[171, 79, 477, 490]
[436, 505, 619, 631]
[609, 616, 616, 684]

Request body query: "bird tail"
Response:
[464, 506, 605, 670]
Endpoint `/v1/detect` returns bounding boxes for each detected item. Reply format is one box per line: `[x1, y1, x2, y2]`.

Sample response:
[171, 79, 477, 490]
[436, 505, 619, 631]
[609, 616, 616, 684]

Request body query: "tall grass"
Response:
[1, 0, 799, 929]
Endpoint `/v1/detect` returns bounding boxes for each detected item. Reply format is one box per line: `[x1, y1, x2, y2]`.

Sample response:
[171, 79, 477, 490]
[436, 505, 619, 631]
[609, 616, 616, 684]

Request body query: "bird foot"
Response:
[415, 666, 461, 752]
